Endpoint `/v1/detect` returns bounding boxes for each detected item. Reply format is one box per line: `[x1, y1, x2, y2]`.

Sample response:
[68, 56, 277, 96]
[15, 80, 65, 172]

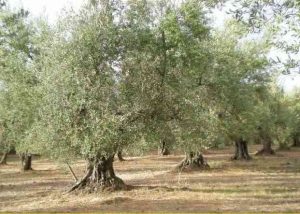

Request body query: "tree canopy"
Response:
[0, 0, 299, 189]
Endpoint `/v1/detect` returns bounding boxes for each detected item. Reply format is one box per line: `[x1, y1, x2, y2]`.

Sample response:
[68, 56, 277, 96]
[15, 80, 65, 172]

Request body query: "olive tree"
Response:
[253, 85, 294, 155]
[0, 1, 39, 169]
[33, 0, 140, 191]
[120, 0, 216, 170]
[206, 21, 270, 160]
[282, 90, 300, 148]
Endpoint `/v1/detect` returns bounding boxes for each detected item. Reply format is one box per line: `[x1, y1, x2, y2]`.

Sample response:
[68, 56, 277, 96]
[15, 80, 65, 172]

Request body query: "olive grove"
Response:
[0, 0, 300, 194]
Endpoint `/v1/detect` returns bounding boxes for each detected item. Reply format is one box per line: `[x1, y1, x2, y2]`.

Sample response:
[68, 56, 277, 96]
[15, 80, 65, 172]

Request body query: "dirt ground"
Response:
[1, 145, 300, 212]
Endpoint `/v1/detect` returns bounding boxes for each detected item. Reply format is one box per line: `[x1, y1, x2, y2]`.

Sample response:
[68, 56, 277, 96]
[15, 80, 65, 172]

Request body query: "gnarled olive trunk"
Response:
[69, 155, 126, 193]
[0, 152, 8, 165]
[161, 140, 170, 156]
[21, 153, 32, 171]
[232, 138, 251, 160]
[255, 133, 275, 156]
[292, 135, 300, 147]
[175, 151, 209, 171]
[117, 151, 125, 161]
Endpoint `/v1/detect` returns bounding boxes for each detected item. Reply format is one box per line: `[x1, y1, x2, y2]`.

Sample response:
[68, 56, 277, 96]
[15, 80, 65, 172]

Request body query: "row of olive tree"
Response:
[0, 0, 298, 192]
[29, 0, 271, 191]
[0, 1, 41, 169]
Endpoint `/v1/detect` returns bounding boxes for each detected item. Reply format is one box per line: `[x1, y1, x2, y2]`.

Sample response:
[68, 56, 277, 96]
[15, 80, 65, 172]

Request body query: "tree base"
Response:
[231, 139, 252, 161]
[21, 153, 32, 171]
[69, 155, 127, 193]
[161, 148, 170, 156]
[70, 176, 127, 193]
[255, 148, 275, 156]
[160, 140, 170, 156]
[0, 152, 8, 165]
[117, 151, 125, 162]
[174, 152, 209, 172]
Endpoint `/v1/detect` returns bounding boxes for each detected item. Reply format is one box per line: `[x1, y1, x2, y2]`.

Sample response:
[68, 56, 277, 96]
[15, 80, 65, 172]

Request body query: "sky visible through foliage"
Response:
[8, 0, 300, 92]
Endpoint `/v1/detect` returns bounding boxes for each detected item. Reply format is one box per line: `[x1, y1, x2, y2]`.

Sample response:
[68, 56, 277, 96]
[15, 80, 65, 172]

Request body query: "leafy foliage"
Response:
[1, 0, 298, 166]
[0, 3, 39, 154]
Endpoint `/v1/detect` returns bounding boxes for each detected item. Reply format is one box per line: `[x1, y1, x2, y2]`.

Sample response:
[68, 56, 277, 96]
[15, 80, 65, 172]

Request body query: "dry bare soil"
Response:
[1, 145, 300, 212]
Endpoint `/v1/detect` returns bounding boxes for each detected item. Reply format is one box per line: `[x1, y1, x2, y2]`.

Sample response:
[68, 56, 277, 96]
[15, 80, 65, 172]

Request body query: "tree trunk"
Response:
[174, 152, 209, 171]
[117, 151, 125, 161]
[69, 155, 126, 193]
[0, 152, 8, 165]
[9, 147, 16, 155]
[161, 140, 170, 156]
[292, 136, 300, 147]
[21, 153, 32, 171]
[231, 138, 251, 160]
[255, 134, 275, 156]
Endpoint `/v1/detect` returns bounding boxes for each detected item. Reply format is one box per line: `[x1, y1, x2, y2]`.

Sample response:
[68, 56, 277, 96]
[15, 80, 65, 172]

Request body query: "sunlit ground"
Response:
[1, 145, 300, 212]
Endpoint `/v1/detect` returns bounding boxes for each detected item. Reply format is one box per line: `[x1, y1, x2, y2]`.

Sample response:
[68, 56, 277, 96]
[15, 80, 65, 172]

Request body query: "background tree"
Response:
[121, 0, 216, 169]
[284, 90, 300, 147]
[0, 1, 39, 169]
[227, 0, 300, 78]
[218, 0, 300, 152]
[251, 84, 296, 155]
[206, 20, 270, 160]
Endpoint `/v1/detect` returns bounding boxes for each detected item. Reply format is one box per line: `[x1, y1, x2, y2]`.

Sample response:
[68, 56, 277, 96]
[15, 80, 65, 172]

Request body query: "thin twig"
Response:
[66, 162, 78, 182]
